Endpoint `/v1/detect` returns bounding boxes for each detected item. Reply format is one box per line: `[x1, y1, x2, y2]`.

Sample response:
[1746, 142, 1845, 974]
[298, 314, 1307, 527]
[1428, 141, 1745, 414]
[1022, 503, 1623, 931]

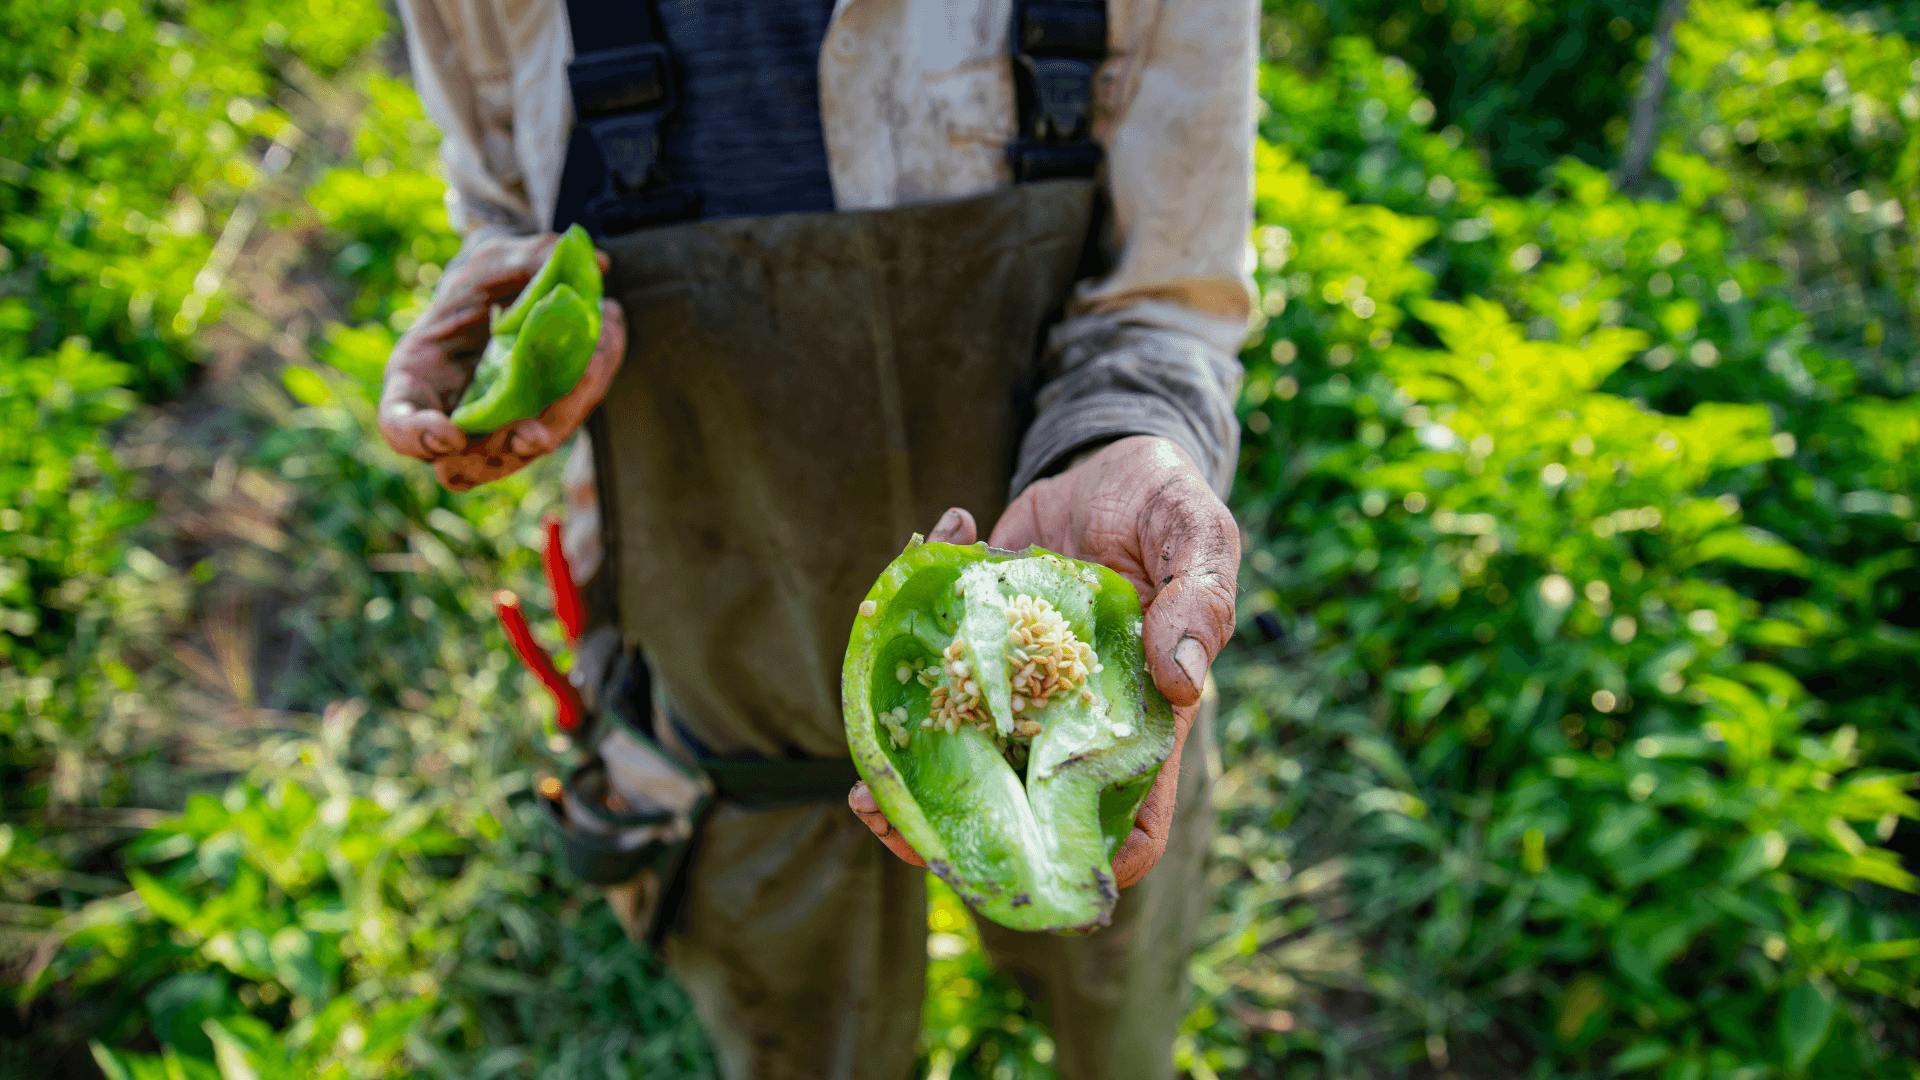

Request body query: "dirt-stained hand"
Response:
[849, 440, 1239, 887]
[377, 232, 626, 492]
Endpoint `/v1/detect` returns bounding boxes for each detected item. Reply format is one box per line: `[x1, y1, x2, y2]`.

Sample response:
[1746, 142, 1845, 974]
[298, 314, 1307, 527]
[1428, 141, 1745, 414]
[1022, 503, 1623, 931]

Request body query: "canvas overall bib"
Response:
[552, 2, 1216, 1075]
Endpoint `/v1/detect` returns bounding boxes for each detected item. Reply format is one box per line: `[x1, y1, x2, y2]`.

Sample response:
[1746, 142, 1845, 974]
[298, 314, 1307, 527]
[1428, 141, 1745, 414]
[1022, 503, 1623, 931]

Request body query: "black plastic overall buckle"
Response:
[568, 42, 701, 234]
[1008, 0, 1107, 182]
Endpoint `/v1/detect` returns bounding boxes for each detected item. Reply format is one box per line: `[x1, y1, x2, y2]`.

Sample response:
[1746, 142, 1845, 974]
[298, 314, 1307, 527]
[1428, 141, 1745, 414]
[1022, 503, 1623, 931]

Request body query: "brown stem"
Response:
[1620, 0, 1690, 194]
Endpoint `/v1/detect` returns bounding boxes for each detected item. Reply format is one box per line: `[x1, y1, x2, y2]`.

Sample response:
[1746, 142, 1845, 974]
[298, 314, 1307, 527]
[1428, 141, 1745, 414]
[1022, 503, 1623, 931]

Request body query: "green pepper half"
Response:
[449, 224, 604, 434]
[449, 283, 599, 433]
[843, 538, 1176, 933]
[492, 223, 603, 337]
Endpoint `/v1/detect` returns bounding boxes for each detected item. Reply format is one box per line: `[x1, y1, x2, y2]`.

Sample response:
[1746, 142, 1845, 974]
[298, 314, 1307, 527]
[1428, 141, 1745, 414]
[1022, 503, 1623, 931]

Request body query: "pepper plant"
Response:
[1178, 13, 1920, 1077]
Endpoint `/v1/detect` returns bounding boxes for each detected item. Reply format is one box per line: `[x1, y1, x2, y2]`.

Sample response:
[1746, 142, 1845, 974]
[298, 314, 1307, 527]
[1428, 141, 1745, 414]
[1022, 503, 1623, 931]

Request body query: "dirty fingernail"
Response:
[423, 431, 457, 455]
[1174, 637, 1208, 693]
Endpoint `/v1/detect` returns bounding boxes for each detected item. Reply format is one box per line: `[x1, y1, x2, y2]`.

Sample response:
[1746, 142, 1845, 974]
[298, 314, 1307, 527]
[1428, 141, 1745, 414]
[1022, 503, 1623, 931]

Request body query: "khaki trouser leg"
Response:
[662, 801, 928, 1080]
[659, 704, 1213, 1080]
[974, 700, 1216, 1080]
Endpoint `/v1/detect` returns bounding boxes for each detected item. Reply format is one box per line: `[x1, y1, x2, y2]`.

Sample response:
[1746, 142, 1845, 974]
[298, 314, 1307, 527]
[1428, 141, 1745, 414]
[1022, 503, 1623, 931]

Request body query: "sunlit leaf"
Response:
[127, 868, 198, 929]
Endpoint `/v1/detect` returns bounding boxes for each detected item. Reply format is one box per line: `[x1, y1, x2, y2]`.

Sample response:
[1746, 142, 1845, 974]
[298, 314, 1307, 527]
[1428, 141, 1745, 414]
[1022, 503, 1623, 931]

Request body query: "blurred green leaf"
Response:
[281, 366, 333, 407]
[204, 1019, 262, 1080]
[267, 927, 327, 1003]
[89, 1044, 171, 1080]
[1779, 980, 1835, 1074]
[1684, 527, 1811, 574]
[127, 868, 198, 929]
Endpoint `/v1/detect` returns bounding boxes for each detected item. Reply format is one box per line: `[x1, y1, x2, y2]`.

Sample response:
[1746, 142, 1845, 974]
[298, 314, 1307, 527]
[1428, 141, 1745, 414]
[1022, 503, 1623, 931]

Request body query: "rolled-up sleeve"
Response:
[395, 0, 572, 262]
[1011, 0, 1257, 499]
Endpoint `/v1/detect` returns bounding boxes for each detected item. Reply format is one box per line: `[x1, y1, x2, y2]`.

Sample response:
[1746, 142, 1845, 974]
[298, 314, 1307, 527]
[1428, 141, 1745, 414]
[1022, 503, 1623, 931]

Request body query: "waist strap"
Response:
[698, 755, 861, 807]
[672, 716, 861, 808]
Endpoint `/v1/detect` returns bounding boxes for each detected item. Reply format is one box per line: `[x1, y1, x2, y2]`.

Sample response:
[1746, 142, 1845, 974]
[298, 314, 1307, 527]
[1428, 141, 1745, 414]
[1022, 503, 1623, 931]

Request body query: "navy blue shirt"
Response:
[656, 0, 837, 218]
[555, 0, 838, 232]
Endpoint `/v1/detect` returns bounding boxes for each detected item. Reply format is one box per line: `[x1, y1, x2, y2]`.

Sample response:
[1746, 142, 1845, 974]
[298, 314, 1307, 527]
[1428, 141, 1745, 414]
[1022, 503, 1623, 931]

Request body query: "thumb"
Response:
[927, 507, 977, 545]
[1138, 478, 1239, 708]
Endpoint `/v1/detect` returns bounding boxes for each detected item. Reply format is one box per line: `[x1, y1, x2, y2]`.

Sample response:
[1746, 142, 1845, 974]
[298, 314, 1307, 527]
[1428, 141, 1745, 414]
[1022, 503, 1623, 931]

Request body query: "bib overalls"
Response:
[555, 2, 1216, 1074]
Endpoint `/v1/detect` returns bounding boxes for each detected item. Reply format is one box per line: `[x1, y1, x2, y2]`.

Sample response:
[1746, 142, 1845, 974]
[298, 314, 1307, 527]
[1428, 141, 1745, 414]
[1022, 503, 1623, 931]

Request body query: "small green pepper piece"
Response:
[446, 224, 604, 434]
[843, 538, 1176, 933]
[449, 284, 598, 433]
[492, 224, 603, 337]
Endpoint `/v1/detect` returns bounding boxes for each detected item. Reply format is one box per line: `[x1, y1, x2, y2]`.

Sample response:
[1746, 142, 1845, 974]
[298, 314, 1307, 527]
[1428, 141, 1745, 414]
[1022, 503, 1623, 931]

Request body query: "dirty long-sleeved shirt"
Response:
[395, 0, 1256, 498]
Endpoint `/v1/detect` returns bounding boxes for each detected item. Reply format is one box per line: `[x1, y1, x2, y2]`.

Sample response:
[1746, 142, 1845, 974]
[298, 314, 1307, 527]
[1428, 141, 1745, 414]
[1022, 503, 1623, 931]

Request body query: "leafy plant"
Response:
[0, 0, 385, 820]
[1182, 14, 1919, 1077]
[6, 2, 1918, 1078]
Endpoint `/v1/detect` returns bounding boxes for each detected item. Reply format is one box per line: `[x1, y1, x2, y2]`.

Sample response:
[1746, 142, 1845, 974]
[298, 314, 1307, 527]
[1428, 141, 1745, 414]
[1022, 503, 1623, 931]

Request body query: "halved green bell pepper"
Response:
[449, 224, 604, 434]
[494, 223, 603, 336]
[843, 538, 1176, 933]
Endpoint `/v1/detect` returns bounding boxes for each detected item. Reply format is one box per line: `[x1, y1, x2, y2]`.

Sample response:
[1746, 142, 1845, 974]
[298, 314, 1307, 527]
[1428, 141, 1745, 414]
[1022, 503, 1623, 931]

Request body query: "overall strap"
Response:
[556, 0, 701, 236]
[1008, 0, 1108, 182]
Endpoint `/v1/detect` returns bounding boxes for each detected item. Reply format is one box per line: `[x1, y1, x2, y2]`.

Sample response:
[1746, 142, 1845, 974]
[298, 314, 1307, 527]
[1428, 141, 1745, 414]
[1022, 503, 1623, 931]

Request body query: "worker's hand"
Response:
[377, 232, 626, 492]
[849, 436, 1239, 887]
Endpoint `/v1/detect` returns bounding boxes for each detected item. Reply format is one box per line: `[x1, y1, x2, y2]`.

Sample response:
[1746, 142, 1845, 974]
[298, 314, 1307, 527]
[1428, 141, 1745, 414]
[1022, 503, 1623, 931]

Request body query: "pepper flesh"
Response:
[450, 224, 604, 434]
[843, 538, 1175, 933]
[493, 223, 603, 336]
[450, 284, 598, 432]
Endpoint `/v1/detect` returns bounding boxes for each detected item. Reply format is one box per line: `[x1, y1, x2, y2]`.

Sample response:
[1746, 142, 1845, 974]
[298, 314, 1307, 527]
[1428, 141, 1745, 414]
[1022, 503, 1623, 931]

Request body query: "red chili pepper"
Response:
[542, 514, 585, 643]
[495, 589, 584, 731]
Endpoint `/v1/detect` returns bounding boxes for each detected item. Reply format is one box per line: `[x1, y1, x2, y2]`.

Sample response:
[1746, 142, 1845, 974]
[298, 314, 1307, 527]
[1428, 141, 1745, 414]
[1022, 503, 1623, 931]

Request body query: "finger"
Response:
[380, 305, 492, 454]
[594, 248, 612, 274]
[507, 419, 556, 458]
[434, 449, 533, 492]
[580, 299, 627, 393]
[435, 457, 479, 492]
[986, 474, 1071, 554]
[432, 424, 530, 488]
[426, 235, 551, 333]
[1138, 474, 1239, 708]
[848, 782, 927, 868]
[1112, 701, 1195, 888]
[927, 507, 977, 545]
[378, 397, 467, 460]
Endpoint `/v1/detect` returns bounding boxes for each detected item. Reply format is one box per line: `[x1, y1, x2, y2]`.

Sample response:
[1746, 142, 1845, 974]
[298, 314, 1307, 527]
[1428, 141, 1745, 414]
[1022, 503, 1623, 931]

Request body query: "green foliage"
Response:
[1188, 12, 1920, 1076]
[305, 75, 461, 330]
[6, 1, 1918, 1078]
[0, 0, 385, 392]
[1667, 0, 1920, 394]
[41, 736, 711, 1080]
[1260, 0, 1666, 192]
[1673, 0, 1919, 191]
[4, 10, 716, 1072]
[920, 879, 1059, 1079]
[0, 334, 145, 739]
[20, 260, 719, 1078]
[0, 0, 383, 819]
